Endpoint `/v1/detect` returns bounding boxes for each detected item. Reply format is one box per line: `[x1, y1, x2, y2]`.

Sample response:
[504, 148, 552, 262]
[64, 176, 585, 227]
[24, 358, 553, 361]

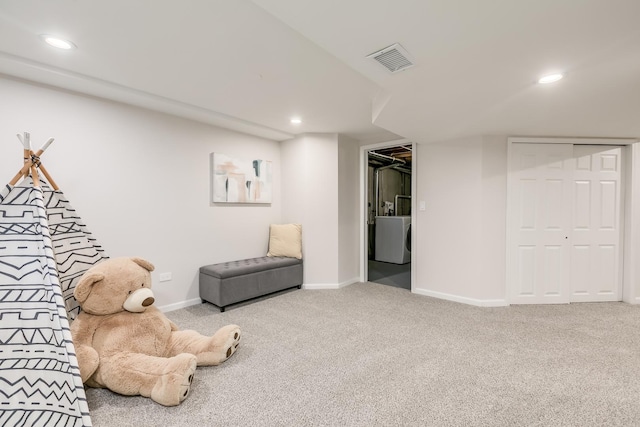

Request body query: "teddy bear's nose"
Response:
[123, 288, 156, 313]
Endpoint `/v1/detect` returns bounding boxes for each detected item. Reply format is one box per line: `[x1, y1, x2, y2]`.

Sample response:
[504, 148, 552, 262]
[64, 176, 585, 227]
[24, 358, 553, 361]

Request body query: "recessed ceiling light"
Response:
[290, 118, 302, 124]
[538, 73, 563, 84]
[40, 34, 76, 50]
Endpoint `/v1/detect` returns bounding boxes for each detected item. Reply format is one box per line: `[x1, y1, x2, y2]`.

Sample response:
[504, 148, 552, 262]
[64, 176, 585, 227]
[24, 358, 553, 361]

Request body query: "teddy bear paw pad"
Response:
[151, 354, 197, 406]
[224, 327, 242, 360]
[211, 325, 241, 359]
[180, 357, 197, 403]
[179, 370, 195, 403]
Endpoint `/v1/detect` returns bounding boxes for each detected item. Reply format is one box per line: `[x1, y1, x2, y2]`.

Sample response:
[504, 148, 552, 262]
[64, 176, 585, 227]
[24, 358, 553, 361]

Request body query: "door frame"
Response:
[506, 136, 639, 304]
[359, 138, 416, 290]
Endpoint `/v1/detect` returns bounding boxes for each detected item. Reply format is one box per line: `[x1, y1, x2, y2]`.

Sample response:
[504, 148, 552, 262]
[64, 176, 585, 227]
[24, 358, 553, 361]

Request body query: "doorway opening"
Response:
[366, 144, 412, 290]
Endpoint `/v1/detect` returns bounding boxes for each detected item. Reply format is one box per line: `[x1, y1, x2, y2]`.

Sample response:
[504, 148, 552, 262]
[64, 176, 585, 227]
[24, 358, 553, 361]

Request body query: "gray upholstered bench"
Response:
[199, 256, 303, 312]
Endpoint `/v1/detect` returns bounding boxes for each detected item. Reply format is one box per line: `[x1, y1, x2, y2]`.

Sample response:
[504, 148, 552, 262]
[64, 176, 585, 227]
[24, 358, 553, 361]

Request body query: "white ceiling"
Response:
[1, 0, 639, 144]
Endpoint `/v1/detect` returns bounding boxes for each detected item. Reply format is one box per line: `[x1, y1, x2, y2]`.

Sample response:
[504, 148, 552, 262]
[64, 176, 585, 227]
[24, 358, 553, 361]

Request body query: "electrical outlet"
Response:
[159, 272, 172, 282]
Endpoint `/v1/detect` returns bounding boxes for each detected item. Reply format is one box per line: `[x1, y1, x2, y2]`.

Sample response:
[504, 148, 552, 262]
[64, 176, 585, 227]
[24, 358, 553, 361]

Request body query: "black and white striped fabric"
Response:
[40, 179, 108, 320]
[0, 177, 98, 427]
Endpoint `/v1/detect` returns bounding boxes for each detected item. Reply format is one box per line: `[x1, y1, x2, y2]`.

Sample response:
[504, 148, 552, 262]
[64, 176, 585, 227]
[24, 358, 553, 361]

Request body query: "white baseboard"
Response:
[158, 297, 202, 313]
[303, 283, 340, 289]
[339, 277, 359, 287]
[157, 284, 509, 311]
[304, 278, 358, 290]
[412, 288, 509, 307]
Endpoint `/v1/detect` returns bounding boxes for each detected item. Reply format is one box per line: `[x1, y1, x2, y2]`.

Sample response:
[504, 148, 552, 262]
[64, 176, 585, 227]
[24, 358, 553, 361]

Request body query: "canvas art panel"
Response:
[211, 153, 272, 203]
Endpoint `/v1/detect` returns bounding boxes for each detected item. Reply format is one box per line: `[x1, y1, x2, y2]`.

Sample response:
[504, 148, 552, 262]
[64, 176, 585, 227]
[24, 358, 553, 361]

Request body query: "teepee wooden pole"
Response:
[22, 133, 30, 178]
[39, 137, 55, 153]
[36, 162, 59, 190]
[32, 137, 58, 190]
[9, 132, 59, 188]
[24, 133, 38, 188]
[8, 163, 31, 186]
[30, 164, 40, 188]
[10, 132, 32, 185]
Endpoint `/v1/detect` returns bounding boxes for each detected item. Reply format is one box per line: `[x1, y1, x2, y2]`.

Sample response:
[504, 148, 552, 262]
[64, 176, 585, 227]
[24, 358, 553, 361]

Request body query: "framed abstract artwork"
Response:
[210, 153, 272, 203]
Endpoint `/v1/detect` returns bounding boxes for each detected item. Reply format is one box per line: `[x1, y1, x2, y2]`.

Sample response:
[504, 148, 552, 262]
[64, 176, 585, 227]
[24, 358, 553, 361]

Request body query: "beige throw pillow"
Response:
[267, 223, 302, 259]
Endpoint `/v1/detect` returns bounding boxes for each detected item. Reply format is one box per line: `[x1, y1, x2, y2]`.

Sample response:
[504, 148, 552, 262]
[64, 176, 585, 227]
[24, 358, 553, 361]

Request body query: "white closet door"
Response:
[508, 143, 573, 304]
[570, 146, 622, 301]
[508, 143, 624, 304]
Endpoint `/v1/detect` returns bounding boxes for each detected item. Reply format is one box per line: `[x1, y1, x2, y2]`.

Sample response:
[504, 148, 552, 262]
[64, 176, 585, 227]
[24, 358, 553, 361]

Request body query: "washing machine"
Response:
[374, 216, 411, 264]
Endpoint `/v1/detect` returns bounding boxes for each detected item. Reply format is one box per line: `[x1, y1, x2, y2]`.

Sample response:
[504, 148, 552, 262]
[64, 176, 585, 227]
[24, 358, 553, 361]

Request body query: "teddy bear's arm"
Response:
[70, 315, 101, 382]
[70, 314, 99, 345]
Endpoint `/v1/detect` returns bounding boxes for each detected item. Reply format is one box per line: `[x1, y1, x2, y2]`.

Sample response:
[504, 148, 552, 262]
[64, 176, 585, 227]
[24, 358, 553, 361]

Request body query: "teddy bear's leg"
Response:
[150, 353, 198, 406]
[97, 352, 197, 406]
[166, 324, 241, 366]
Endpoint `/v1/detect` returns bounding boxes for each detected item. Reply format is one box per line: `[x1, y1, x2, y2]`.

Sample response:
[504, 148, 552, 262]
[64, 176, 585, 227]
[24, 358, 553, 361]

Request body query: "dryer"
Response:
[374, 216, 411, 264]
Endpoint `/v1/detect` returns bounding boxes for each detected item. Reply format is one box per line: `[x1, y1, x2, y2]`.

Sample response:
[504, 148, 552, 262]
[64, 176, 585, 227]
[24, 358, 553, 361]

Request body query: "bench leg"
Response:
[202, 299, 226, 312]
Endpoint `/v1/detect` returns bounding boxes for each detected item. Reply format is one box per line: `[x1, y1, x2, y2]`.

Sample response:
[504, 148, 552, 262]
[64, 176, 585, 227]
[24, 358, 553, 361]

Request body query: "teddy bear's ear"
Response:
[74, 272, 105, 303]
[131, 257, 155, 272]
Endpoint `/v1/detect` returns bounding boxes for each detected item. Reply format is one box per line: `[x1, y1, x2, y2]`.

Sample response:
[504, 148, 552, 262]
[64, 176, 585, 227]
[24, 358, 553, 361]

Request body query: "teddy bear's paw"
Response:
[199, 324, 241, 365]
[218, 324, 241, 361]
[178, 359, 197, 404]
[151, 354, 197, 406]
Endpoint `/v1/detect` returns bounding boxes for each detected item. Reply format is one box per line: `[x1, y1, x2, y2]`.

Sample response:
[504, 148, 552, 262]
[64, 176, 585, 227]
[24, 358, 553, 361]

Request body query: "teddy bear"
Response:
[70, 257, 241, 406]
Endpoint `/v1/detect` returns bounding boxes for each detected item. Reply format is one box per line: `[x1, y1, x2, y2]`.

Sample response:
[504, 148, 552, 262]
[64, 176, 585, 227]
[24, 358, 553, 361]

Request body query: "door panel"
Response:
[543, 245, 563, 297]
[508, 143, 573, 304]
[516, 246, 535, 295]
[570, 146, 622, 302]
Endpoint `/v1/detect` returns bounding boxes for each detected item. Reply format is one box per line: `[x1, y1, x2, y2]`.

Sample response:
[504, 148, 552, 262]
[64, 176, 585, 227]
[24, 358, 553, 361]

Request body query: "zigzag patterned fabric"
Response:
[0, 177, 92, 427]
[40, 179, 108, 320]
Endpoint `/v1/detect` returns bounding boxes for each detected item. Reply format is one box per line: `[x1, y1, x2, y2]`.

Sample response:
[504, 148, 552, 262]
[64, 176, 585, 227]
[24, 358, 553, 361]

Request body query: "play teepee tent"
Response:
[0, 133, 108, 427]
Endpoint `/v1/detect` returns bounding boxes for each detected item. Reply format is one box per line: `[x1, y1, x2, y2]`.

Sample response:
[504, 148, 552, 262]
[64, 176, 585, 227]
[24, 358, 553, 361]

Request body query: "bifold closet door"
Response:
[508, 143, 573, 304]
[570, 146, 622, 302]
[508, 143, 623, 304]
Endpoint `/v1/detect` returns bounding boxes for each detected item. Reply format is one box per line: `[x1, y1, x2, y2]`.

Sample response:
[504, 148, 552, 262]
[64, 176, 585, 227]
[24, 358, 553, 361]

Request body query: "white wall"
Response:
[480, 136, 508, 302]
[413, 134, 640, 307]
[279, 135, 307, 224]
[281, 133, 340, 287]
[624, 143, 640, 304]
[413, 135, 508, 306]
[8, 76, 634, 310]
[0, 76, 282, 311]
[338, 134, 359, 286]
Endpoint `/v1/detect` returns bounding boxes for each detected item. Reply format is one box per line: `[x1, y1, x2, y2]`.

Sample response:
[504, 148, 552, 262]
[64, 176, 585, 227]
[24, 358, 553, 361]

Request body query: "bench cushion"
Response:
[200, 256, 302, 279]
[199, 256, 303, 310]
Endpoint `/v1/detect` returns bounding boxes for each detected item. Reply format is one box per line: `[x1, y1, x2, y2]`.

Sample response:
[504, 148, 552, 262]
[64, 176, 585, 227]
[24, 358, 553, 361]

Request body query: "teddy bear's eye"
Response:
[141, 283, 144, 287]
[128, 290, 132, 294]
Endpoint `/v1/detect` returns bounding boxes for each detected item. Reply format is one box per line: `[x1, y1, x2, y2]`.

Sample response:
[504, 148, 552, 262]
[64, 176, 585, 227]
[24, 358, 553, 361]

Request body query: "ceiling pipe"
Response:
[369, 151, 406, 164]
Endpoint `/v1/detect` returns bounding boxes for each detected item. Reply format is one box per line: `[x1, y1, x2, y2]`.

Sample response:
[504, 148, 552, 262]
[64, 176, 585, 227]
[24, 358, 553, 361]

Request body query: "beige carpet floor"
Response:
[85, 282, 640, 426]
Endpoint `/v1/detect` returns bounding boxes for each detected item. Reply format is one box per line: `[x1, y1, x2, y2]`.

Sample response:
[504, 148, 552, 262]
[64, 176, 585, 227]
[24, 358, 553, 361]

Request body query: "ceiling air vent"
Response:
[367, 43, 414, 73]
